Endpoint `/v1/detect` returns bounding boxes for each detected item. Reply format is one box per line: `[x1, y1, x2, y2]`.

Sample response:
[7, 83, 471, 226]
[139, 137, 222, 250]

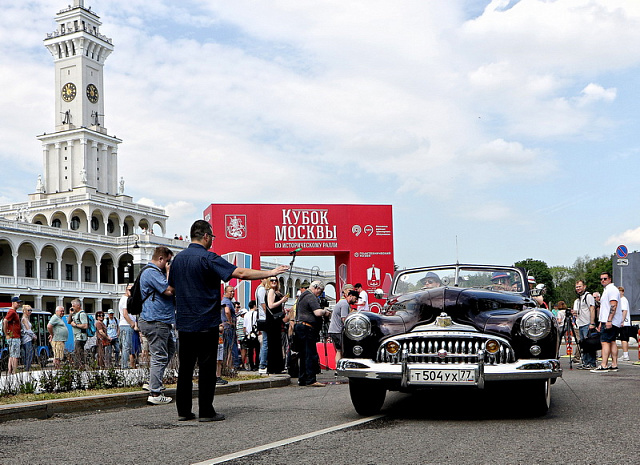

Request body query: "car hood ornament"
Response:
[435, 312, 452, 327]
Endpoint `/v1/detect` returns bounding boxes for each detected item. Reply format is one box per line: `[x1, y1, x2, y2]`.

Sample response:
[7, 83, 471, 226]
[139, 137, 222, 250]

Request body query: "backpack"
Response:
[86, 313, 96, 337]
[76, 310, 96, 337]
[126, 265, 159, 315]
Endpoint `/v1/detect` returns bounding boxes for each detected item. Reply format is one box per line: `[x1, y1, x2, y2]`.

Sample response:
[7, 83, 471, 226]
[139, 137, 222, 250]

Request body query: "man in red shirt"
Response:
[3, 297, 23, 374]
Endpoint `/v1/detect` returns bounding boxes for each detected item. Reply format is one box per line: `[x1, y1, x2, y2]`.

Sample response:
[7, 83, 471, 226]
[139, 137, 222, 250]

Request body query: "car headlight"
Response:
[344, 313, 372, 341]
[521, 311, 552, 341]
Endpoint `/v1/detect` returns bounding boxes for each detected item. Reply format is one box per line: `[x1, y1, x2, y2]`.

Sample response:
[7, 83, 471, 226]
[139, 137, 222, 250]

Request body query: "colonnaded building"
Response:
[0, 1, 187, 312]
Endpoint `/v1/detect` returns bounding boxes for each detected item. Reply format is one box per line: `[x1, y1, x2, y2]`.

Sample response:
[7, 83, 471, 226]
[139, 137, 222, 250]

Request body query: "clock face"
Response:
[86, 84, 99, 104]
[61, 82, 76, 102]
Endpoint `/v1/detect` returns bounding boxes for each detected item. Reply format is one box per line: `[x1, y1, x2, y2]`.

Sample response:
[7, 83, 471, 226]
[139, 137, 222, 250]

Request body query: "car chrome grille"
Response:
[376, 335, 515, 365]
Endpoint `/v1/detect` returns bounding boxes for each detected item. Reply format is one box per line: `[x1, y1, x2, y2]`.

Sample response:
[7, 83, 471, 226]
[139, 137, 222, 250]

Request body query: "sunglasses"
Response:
[270, 279, 278, 283]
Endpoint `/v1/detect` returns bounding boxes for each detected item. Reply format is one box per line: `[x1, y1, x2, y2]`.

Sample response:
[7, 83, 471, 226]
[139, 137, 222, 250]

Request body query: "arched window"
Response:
[70, 216, 80, 230]
[123, 223, 129, 236]
[107, 219, 114, 234]
[52, 219, 62, 228]
[91, 216, 99, 231]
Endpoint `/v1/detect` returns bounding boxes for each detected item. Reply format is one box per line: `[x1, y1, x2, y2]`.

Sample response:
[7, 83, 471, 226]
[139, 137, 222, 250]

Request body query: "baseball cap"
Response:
[11, 296, 22, 303]
[107, 309, 115, 314]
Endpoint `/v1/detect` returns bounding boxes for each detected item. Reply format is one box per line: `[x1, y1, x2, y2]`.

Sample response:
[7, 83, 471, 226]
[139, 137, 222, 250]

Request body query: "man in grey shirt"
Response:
[328, 289, 359, 365]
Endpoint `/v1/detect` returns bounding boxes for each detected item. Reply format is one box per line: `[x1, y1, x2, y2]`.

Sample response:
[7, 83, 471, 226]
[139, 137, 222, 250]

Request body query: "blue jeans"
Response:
[120, 325, 133, 368]
[106, 338, 120, 367]
[579, 325, 596, 367]
[259, 331, 268, 369]
[21, 341, 34, 371]
[139, 319, 176, 395]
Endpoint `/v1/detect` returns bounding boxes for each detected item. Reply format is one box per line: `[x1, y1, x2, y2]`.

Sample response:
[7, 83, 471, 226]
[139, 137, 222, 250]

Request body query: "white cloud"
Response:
[606, 227, 640, 247]
[576, 83, 617, 107]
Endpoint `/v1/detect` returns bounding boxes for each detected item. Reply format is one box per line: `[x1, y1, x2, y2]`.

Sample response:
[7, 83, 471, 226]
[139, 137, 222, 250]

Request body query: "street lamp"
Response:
[310, 266, 320, 284]
[124, 234, 139, 283]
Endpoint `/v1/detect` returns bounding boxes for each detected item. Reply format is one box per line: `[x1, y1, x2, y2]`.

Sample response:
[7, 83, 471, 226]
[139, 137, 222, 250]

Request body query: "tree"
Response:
[577, 255, 613, 295]
[515, 258, 555, 302]
[550, 265, 576, 305]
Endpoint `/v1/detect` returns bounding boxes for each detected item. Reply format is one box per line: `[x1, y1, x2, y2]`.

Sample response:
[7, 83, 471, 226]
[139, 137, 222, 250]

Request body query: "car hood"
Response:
[385, 286, 537, 338]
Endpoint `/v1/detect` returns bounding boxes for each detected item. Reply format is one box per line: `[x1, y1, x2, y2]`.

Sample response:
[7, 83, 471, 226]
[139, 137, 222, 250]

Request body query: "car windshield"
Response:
[393, 266, 526, 295]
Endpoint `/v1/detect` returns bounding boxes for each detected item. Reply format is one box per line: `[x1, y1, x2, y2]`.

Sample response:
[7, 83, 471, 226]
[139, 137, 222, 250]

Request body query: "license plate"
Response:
[409, 368, 476, 384]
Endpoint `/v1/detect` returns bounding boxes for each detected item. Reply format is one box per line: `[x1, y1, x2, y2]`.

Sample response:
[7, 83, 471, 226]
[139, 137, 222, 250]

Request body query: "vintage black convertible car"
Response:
[336, 264, 562, 416]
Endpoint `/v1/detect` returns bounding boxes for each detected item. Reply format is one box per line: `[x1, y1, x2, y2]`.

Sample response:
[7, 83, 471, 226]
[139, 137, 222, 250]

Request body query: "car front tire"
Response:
[348, 378, 386, 416]
[525, 378, 551, 416]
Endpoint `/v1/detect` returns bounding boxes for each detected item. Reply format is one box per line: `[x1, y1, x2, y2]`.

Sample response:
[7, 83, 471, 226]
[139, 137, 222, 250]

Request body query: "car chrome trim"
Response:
[337, 357, 562, 387]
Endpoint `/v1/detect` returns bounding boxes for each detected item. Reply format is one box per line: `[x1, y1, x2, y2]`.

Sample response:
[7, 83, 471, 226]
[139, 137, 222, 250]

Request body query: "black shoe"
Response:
[199, 413, 225, 422]
[216, 377, 228, 385]
[178, 413, 196, 421]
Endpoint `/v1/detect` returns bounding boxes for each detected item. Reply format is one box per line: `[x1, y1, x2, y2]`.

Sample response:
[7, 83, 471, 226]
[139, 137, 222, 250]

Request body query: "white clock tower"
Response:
[37, 0, 120, 195]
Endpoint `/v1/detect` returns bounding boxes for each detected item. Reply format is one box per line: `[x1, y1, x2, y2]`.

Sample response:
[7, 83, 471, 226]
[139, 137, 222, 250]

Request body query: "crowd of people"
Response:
[215, 278, 368, 388]
[553, 272, 637, 372]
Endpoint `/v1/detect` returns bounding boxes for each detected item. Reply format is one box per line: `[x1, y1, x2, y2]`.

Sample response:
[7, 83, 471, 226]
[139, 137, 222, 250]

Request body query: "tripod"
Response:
[559, 309, 581, 369]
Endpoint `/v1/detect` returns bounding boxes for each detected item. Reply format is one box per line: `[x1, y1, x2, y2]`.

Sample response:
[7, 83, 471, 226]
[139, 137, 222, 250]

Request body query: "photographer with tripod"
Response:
[573, 280, 597, 369]
[557, 301, 581, 368]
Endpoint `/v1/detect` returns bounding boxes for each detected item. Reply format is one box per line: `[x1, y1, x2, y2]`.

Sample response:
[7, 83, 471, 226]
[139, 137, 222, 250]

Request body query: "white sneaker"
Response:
[258, 368, 267, 375]
[622, 355, 630, 361]
[147, 394, 172, 405]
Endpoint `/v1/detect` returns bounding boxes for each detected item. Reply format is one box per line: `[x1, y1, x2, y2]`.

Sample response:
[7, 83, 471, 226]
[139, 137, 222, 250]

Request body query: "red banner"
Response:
[203, 204, 394, 312]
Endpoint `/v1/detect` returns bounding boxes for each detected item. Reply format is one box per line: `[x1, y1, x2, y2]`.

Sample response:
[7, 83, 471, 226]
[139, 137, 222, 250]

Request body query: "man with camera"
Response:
[573, 280, 597, 369]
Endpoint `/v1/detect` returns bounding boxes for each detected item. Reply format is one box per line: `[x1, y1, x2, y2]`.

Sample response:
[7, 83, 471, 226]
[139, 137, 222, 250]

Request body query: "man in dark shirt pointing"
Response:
[168, 219, 288, 422]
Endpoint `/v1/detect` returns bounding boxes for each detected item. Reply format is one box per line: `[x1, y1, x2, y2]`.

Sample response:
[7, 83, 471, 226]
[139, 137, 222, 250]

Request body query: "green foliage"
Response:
[19, 381, 37, 395]
[87, 371, 107, 390]
[56, 363, 78, 392]
[532, 255, 614, 307]
[39, 370, 58, 393]
[515, 258, 556, 302]
[105, 367, 125, 388]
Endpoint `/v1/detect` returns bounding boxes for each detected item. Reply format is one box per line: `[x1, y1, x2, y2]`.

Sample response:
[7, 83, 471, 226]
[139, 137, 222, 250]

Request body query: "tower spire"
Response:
[37, 2, 121, 196]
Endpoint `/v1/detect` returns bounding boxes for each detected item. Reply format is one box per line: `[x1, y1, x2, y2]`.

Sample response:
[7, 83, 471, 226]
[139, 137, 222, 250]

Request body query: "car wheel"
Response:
[348, 378, 386, 416]
[525, 378, 551, 416]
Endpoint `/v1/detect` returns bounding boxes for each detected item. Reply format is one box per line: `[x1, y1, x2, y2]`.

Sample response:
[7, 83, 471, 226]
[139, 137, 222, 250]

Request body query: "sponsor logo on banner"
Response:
[367, 264, 381, 288]
[225, 215, 247, 239]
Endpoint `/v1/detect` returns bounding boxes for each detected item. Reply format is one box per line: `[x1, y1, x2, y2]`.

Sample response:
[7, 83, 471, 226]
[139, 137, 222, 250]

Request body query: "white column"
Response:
[101, 145, 109, 193]
[55, 142, 62, 192]
[57, 258, 63, 288]
[35, 255, 42, 288]
[77, 259, 83, 288]
[12, 252, 18, 286]
[92, 141, 100, 191]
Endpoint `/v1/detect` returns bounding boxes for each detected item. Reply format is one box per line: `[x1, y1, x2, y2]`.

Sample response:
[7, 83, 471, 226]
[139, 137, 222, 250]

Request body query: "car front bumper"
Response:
[337, 353, 562, 389]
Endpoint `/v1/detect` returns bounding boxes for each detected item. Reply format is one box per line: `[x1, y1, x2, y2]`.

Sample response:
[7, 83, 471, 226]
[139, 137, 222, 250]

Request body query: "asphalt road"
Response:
[1, 357, 638, 465]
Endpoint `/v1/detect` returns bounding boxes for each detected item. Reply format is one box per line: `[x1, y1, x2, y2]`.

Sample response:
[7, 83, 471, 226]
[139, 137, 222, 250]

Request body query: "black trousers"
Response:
[176, 328, 218, 418]
[294, 323, 319, 386]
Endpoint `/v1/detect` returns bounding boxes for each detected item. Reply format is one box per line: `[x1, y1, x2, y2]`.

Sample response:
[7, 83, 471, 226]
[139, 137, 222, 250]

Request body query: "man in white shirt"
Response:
[591, 272, 621, 372]
[354, 283, 369, 312]
[618, 286, 631, 362]
[573, 280, 596, 369]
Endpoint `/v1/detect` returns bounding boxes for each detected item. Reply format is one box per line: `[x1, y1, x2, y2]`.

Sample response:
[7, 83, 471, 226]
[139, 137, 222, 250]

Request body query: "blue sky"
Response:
[1, 0, 640, 271]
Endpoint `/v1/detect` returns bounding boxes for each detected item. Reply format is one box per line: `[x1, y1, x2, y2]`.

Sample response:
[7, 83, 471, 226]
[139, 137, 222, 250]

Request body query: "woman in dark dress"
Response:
[266, 277, 289, 373]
